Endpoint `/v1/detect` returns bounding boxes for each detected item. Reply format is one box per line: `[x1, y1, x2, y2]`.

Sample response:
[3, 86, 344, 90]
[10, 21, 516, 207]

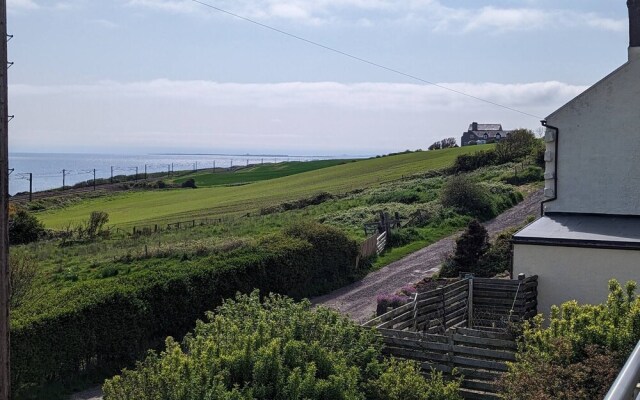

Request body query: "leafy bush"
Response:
[9, 210, 45, 245]
[501, 280, 640, 399]
[376, 293, 411, 315]
[85, 211, 109, 239]
[103, 292, 462, 400]
[441, 175, 495, 220]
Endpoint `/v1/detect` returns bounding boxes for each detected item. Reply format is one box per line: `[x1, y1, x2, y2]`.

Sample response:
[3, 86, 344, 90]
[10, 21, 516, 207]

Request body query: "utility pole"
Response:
[93, 169, 96, 191]
[144, 164, 147, 180]
[135, 166, 138, 181]
[28, 173, 32, 202]
[62, 169, 66, 189]
[213, 160, 215, 172]
[0, 0, 11, 396]
[110, 166, 114, 184]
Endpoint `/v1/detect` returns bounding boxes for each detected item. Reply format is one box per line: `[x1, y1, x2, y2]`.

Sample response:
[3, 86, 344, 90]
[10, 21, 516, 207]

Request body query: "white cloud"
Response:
[9, 79, 585, 154]
[8, 0, 39, 11]
[125, 0, 626, 33]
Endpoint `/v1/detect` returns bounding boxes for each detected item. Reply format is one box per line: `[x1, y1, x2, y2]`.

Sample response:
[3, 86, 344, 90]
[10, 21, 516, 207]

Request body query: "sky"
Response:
[5, 0, 632, 155]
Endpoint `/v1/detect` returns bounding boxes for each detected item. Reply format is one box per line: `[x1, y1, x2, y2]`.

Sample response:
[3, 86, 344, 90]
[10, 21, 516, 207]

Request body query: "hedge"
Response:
[11, 222, 359, 398]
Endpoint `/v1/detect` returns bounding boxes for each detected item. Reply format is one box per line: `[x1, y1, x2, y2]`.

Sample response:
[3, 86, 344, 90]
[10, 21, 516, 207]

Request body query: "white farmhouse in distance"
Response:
[513, 0, 640, 315]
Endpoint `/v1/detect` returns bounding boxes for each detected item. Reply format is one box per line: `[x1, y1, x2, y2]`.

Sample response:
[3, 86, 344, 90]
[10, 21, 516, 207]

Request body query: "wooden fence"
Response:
[364, 276, 538, 399]
[358, 231, 387, 260]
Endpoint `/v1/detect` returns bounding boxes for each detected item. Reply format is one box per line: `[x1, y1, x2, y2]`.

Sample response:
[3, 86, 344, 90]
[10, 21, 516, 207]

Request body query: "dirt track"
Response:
[312, 189, 544, 323]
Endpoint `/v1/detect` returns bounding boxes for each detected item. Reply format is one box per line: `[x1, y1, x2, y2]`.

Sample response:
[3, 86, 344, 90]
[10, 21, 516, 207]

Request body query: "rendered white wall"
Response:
[513, 244, 640, 317]
[543, 56, 640, 216]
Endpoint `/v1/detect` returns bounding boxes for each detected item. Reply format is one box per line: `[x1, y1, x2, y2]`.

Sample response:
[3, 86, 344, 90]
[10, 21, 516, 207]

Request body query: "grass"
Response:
[172, 159, 356, 187]
[36, 146, 491, 229]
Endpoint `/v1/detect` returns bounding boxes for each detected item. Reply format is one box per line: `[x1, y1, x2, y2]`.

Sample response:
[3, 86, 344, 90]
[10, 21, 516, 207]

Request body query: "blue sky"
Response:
[6, 0, 632, 155]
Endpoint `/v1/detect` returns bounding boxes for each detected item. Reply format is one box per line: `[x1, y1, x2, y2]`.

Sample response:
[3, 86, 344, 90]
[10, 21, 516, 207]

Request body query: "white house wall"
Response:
[543, 54, 640, 215]
[513, 244, 640, 316]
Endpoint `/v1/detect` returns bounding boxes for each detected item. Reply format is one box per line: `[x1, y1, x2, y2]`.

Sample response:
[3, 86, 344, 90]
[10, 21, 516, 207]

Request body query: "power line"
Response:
[191, 0, 543, 120]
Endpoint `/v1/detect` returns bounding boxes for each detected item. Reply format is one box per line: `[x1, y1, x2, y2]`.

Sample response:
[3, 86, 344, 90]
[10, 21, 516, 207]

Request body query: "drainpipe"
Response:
[539, 120, 558, 216]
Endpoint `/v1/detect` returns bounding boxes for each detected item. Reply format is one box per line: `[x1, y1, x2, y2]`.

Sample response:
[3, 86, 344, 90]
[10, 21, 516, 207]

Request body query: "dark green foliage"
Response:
[450, 150, 498, 173]
[429, 137, 458, 151]
[441, 175, 495, 220]
[502, 280, 640, 399]
[439, 220, 488, 278]
[477, 227, 516, 277]
[502, 166, 544, 185]
[180, 178, 197, 188]
[9, 210, 45, 245]
[494, 129, 538, 164]
[260, 192, 335, 215]
[102, 292, 462, 400]
[10, 222, 359, 397]
[388, 228, 421, 248]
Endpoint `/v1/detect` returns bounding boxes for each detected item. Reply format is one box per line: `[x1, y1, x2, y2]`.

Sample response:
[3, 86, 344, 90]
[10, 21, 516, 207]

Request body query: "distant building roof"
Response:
[469, 123, 503, 131]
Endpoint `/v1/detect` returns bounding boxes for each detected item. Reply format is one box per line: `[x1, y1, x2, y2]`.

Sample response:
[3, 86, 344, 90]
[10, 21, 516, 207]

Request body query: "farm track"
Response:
[312, 189, 544, 323]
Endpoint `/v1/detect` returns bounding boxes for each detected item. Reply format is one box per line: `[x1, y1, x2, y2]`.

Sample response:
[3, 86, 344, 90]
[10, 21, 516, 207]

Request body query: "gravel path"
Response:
[312, 189, 544, 323]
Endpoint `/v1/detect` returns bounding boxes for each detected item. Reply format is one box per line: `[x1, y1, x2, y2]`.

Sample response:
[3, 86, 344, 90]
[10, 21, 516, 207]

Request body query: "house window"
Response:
[496, 133, 501, 140]
[483, 133, 488, 140]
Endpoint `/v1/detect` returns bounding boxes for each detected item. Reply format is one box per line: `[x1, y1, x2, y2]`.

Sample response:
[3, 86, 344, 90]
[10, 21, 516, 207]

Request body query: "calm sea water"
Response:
[8, 153, 354, 195]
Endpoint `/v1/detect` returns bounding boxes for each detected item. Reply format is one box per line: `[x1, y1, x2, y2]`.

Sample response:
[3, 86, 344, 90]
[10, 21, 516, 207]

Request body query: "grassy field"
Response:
[173, 159, 355, 187]
[37, 146, 490, 229]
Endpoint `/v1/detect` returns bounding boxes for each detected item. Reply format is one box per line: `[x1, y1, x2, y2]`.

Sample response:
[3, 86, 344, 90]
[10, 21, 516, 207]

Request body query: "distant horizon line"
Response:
[9, 151, 373, 158]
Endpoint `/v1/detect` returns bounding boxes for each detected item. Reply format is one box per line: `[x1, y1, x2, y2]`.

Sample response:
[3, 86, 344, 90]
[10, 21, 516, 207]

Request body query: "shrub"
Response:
[501, 280, 640, 399]
[441, 175, 495, 220]
[85, 211, 109, 239]
[439, 219, 488, 278]
[502, 166, 544, 185]
[376, 293, 411, 315]
[181, 178, 197, 188]
[387, 228, 421, 248]
[450, 150, 497, 173]
[9, 210, 45, 245]
[9, 253, 40, 309]
[477, 227, 517, 277]
[102, 292, 462, 400]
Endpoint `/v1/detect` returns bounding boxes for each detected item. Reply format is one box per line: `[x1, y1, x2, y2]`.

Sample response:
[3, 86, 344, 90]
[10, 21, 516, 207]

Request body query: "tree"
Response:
[441, 137, 458, 149]
[495, 129, 537, 163]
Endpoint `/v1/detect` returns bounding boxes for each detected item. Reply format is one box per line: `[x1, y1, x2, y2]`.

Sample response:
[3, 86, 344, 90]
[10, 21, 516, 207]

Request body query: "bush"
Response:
[181, 178, 197, 188]
[387, 228, 421, 248]
[439, 219, 488, 278]
[376, 293, 411, 315]
[9, 253, 40, 309]
[9, 210, 45, 245]
[441, 175, 495, 220]
[85, 211, 109, 239]
[477, 227, 517, 277]
[501, 280, 640, 399]
[494, 129, 537, 164]
[501, 166, 544, 186]
[102, 292, 462, 400]
[450, 150, 497, 173]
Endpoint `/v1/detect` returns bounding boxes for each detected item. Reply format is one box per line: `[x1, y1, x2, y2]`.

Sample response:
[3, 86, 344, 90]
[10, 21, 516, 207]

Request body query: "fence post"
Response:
[467, 276, 474, 328]
[440, 286, 447, 332]
[412, 292, 419, 331]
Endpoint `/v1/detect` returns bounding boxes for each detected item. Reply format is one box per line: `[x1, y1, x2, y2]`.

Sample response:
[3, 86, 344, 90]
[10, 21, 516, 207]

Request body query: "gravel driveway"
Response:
[312, 189, 544, 323]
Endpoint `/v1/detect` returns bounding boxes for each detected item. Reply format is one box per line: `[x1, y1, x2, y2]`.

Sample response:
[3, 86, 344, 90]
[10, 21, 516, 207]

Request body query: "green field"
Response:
[173, 159, 355, 187]
[37, 147, 490, 229]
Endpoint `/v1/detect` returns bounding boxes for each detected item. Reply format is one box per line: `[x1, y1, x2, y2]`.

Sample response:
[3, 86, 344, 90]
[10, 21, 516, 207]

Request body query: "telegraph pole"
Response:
[0, 0, 10, 396]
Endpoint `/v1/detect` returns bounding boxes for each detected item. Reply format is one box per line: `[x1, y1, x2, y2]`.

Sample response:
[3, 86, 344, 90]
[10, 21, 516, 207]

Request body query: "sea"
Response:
[8, 152, 358, 195]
